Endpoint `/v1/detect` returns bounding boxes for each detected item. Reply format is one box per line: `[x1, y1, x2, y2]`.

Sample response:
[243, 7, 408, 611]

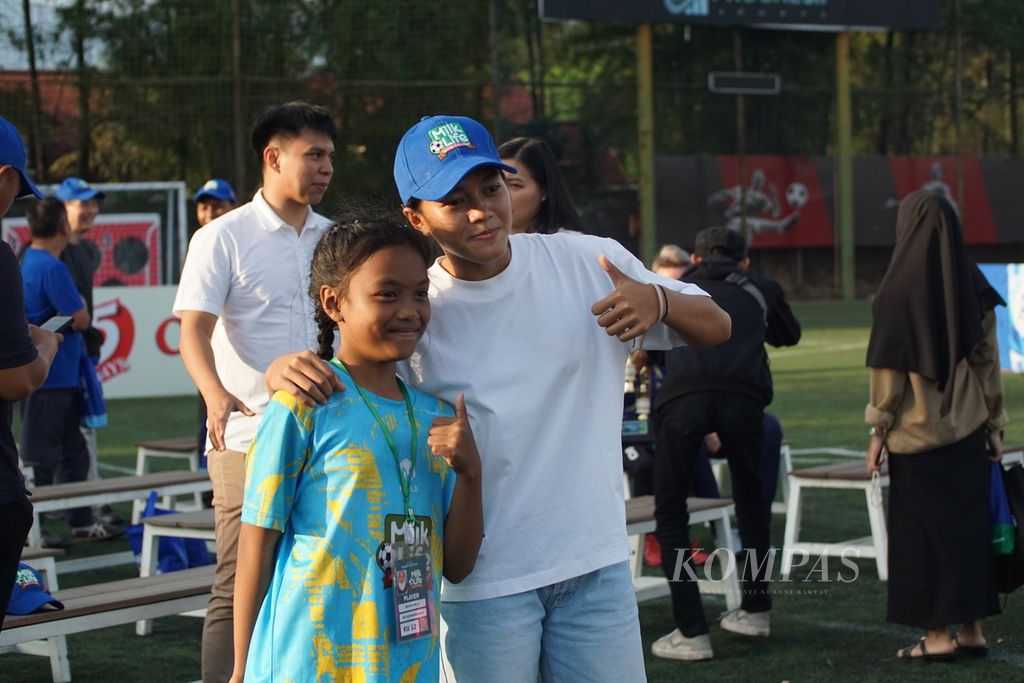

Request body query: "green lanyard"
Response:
[332, 359, 418, 523]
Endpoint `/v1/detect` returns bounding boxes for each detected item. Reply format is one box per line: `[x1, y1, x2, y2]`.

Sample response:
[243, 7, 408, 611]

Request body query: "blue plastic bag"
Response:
[991, 461, 1015, 556]
[126, 491, 213, 574]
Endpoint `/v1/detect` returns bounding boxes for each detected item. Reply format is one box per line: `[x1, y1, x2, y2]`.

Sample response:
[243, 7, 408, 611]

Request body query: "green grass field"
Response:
[5, 299, 1024, 681]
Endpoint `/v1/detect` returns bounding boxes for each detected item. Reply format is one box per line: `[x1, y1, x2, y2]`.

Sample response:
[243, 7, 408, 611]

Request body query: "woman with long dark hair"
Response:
[498, 136, 585, 234]
[865, 190, 1007, 661]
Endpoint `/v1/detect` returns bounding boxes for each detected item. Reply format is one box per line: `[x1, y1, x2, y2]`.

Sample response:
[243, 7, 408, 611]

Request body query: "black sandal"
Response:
[953, 635, 989, 658]
[898, 637, 956, 663]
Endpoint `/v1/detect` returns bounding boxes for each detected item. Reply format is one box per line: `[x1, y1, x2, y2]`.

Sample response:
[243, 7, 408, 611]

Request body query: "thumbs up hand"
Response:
[429, 394, 482, 480]
[591, 254, 661, 342]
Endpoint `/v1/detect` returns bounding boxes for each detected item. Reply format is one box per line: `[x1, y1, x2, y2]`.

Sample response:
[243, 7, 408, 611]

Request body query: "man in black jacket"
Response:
[650, 226, 800, 662]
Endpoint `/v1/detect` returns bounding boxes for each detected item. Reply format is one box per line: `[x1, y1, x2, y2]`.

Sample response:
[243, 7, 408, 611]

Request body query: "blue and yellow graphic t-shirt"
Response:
[242, 365, 457, 682]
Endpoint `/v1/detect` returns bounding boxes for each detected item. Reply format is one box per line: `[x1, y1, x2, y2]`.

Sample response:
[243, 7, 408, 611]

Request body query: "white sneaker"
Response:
[651, 629, 713, 661]
[719, 608, 770, 637]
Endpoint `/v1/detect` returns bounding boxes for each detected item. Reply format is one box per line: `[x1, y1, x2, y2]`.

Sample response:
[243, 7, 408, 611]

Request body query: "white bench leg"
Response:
[21, 556, 71, 681]
[136, 525, 159, 636]
[711, 461, 726, 492]
[47, 636, 70, 682]
[622, 532, 638, 581]
[710, 509, 741, 610]
[781, 478, 804, 580]
[778, 443, 792, 507]
[865, 487, 889, 581]
[190, 451, 203, 510]
[26, 512, 43, 548]
[133, 448, 148, 522]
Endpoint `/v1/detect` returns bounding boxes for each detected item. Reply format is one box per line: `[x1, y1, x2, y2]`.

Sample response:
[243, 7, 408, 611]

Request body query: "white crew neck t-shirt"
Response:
[173, 190, 332, 453]
[401, 232, 708, 602]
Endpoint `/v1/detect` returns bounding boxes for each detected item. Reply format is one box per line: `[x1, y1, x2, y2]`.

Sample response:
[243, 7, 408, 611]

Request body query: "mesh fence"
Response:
[3, 0, 1024, 292]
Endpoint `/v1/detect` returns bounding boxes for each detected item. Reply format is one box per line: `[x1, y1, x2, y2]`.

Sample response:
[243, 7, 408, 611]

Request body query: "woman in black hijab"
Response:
[865, 190, 1007, 661]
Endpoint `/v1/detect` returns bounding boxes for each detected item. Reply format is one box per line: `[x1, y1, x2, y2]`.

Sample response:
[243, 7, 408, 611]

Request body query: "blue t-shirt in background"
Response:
[21, 248, 84, 389]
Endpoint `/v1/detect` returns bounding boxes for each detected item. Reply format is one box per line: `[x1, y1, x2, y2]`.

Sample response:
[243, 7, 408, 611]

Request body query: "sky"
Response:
[0, 0, 102, 71]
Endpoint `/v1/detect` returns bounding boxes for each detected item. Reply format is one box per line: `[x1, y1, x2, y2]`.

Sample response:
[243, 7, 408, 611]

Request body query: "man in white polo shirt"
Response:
[173, 101, 338, 683]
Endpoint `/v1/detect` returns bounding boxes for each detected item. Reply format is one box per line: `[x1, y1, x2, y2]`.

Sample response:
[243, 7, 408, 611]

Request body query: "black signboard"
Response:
[539, 0, 942, 32]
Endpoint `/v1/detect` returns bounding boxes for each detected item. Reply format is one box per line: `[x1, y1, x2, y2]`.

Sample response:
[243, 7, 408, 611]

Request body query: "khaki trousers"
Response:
[202, 448, 245, 683]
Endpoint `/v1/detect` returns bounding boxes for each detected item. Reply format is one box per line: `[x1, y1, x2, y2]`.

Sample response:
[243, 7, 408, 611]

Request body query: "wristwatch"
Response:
[869, 426, 885, 438]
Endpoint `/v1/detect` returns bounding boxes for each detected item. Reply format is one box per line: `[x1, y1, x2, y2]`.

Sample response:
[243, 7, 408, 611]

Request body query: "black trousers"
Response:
[0, 497, 34, 630]
[654, 392, 772, 637]
[20, 388, 92, 527]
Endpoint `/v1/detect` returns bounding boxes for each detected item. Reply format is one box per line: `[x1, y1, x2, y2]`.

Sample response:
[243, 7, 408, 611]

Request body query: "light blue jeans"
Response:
[441, 561, 647, 682]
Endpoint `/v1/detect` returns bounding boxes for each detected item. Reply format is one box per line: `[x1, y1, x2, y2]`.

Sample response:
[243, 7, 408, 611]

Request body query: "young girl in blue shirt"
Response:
[230, 217, 483, 682]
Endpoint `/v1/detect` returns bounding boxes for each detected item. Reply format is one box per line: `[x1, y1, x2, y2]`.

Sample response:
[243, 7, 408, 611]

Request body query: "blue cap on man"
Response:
[56, 177, 105, 202]
[193, 178, 238, 204]
[0, 116, 43, 200]
[393, 115, 516, 205]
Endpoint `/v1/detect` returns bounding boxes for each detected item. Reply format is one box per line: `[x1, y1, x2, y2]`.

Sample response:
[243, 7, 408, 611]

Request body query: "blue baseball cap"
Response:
[193, 178, 238, 204]
[56, 177, 105, 202]
[0, 117, 43, 200]
[393, 115, 516, 204]
[7, 563, 63, 615]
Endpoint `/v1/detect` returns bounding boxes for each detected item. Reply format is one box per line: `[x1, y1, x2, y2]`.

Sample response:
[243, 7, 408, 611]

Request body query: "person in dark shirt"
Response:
[0, 117, 61, 628]
[651, 226, 800, 662]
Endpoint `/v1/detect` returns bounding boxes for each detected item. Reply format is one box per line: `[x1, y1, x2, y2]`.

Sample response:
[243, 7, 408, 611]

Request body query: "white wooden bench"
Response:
[781, 460, 889, 581]
[781, 446, 1024, 583]
[26, 471, 212, 573]
[625, 495, 741, 609]
[134, 437, 203, 516]
[0, 547, 69, 681]
[136, 508, 216, 635]
[0, 566, 214, 681]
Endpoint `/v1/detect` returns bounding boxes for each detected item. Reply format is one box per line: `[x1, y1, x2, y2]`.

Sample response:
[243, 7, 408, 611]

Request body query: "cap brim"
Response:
[16, 170, 42, 200]
[408, 159, 517, 203]
[7, 592, 63, 615]
[193, 190, 234, 203]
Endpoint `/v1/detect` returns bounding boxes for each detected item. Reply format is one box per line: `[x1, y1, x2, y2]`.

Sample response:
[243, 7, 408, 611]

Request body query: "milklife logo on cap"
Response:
[393, 114, 517, 205]
[427, 121, 475, 160]
[7, 562, 63, 615]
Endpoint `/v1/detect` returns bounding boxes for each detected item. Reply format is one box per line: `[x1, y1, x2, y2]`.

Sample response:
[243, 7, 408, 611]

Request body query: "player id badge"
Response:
[391, 553, 436, 643]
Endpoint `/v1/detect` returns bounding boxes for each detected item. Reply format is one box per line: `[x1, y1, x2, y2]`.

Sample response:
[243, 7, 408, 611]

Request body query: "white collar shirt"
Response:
[173, 190, 332, 451]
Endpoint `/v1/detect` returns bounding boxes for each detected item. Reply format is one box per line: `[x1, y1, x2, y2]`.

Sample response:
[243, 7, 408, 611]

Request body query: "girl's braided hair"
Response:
[309, 208, 433, 360]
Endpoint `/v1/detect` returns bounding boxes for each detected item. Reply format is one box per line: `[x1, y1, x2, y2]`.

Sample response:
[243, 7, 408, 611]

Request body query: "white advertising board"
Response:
[93, 285, 194, 398]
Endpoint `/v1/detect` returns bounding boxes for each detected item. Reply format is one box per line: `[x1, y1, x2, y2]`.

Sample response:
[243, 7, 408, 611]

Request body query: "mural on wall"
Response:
[656, 154, 1024, 250]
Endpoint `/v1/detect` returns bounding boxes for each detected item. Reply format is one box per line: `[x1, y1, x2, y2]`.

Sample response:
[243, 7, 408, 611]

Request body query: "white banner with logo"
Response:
[94, 285, 194, 398]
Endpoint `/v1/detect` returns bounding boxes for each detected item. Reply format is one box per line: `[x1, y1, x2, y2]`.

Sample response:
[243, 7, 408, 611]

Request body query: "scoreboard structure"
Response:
[539, 0, 941, 32]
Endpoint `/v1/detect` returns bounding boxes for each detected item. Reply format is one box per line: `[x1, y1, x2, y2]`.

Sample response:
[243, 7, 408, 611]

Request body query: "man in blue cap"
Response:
[0, 116, 61, 628]
[55, 176, 115, 524]
[194, 178, 238, 228]
[56, 176, 103, 359]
